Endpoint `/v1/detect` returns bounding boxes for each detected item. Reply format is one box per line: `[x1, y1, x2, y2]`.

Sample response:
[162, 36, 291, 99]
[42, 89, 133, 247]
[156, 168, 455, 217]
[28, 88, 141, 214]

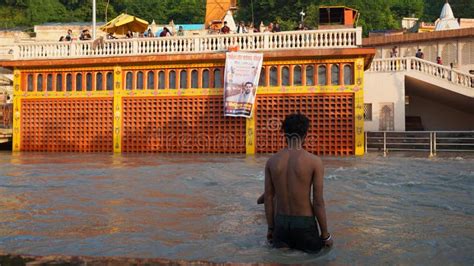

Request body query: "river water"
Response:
[0, 152, 473, 265]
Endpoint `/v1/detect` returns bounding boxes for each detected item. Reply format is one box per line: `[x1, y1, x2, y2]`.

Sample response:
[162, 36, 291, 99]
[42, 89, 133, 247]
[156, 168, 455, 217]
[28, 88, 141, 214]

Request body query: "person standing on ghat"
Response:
[262, 114, 333, 253]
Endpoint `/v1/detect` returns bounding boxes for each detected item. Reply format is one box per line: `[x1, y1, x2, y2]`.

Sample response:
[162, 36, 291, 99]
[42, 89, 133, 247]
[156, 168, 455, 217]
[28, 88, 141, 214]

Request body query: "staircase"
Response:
[368, 57, 474, 98]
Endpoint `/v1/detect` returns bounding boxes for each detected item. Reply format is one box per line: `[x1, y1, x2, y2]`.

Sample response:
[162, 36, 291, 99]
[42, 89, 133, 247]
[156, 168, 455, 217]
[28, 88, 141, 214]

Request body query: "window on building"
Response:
[158, 71, 165, 89]
[213, 68, 222, 88]
[191, 70, 198, 88]
[27, 74, 34, 91]
[169, 70, 176, 89]
[202, 69, 210, 88]
[106, 72, 113, 90]
[331, 64, 340, 85]
[136, 71, 143, 90]
[293, 65, 302, 86]
[46, 74, 53, 91]
[86, 73, 93, 91]
[76, 73, 83, 91]
[318, 65, 327, 85]
[306, 65, 314, 86]
[147, 71, 154, 90]
[270, 66, 278, 86]
[344, 64, 353, 85]
[364, 103, 372, 121]
[125, 72, 133, 90]
[37, 74, 43, 91]
[66, 73, 72, 91]
[96, 73, 103, 91]
[282, 66, 290, 86]
[259, 67, 266, 87]
[56, 74, 63, 91]
[180, 70, 187, 89]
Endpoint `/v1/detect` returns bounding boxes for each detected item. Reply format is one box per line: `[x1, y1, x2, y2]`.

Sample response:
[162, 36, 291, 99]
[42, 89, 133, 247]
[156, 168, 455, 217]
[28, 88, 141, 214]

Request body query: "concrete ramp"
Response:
[369, 57, 474, 98]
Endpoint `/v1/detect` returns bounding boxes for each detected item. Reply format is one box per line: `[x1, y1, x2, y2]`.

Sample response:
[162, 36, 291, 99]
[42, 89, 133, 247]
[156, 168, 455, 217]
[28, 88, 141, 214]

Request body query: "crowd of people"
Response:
[57, 20, 310, 42]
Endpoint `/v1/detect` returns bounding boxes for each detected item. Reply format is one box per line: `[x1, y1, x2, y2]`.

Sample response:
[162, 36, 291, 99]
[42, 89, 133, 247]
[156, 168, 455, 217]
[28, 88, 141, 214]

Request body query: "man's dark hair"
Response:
[282, 113, 310, 140]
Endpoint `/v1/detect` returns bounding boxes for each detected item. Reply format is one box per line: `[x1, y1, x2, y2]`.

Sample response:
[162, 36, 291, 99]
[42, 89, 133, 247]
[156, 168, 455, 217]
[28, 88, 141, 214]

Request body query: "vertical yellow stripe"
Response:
[113, 66, 123, 153]
[246, 112, 256, 155]
[354, 58, 365, 156]
[12, 69, 21, 152]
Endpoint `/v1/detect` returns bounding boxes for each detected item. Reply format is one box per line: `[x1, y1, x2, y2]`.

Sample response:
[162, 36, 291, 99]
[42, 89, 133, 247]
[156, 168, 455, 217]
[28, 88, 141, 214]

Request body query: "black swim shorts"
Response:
[273, 214, 323, 253]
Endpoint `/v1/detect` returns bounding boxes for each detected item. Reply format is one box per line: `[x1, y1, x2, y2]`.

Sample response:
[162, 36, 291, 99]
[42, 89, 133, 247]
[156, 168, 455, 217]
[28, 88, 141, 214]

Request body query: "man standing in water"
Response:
[264, 114, 333, 252]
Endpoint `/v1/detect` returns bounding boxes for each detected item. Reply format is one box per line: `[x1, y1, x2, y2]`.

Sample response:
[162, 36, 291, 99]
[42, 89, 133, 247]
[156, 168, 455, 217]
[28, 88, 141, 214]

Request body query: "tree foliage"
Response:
[0, 0, 472, 34]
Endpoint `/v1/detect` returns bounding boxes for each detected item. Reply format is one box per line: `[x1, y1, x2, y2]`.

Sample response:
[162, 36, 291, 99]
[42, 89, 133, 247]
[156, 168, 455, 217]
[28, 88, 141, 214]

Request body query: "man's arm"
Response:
[312, 157, 333, 246]
[264, 161, 275, 242]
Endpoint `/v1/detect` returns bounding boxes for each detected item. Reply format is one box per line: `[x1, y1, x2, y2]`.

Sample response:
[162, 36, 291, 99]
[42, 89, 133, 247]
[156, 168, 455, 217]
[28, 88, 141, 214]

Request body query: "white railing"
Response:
[12, 28, 363, 60]
[369, 57, 474, 89]
[365, 131, 474, 157]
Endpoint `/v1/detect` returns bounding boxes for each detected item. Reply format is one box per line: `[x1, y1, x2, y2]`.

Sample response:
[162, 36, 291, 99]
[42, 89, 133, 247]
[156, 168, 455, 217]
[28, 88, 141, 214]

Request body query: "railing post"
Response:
[365, 131, 368, 154]
[433, 132, 437, 156]
[12, 45, 19, 60]
[383, 131, 387, 157]
[429, 132, 434, 157]
[70, 42, 76, 57]
[263, 32, 270, 50]
[132, 39, 139, 54]
[355, 28, 362, 46]
[194, 37, 201, 52]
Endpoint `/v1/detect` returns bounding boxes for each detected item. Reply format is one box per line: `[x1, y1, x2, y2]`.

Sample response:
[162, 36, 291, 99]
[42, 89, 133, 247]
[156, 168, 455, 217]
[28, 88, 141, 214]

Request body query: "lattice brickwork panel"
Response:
[122, 97, 246, 153]
[21, 98, 113, 152]
[256, 94, 354, 155]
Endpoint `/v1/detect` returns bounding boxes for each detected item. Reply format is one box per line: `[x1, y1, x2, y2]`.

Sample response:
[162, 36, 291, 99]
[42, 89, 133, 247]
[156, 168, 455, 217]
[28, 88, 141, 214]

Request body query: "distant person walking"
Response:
[415, 49, 424, 59]
[415, 49, 424, 70]
[390, 46, 398, 58]
[263, 114, 333, 253]
[436, 56, 443, 77]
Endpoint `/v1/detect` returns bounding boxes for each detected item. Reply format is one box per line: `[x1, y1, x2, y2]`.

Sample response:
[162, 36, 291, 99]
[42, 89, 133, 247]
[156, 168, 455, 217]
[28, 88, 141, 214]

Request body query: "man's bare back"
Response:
[266, 148, 321, 216]
[264, 114, 332, 252]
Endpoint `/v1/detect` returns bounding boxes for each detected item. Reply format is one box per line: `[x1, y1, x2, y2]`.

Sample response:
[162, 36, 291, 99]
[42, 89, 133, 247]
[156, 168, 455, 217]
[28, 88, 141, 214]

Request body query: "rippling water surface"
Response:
[0, 152, 473, 265]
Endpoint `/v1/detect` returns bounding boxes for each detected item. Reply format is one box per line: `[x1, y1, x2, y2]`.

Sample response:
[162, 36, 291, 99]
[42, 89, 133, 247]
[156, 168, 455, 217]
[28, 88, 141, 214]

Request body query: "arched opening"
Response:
[293, 65, 302, 86]
[180, 70, 187, 89]
[125, 72, 133, 90]
[318, 65, 327, 85]
[202, 69, 210, 88]
[76, 73, 83, 91]
[191, 70, 198, 88]
[331, 64, 340, 85]
[147, 71, 155, 90]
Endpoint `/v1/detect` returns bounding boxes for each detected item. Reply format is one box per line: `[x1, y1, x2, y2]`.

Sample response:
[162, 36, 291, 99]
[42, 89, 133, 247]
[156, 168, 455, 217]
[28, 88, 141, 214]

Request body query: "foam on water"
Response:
[0, 152, 473, 265]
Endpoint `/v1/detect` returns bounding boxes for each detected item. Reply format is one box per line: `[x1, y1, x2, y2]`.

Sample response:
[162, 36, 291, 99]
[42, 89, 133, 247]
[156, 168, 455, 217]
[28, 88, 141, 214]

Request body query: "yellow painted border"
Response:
[354, 58, 365, 156]
[19, 91, 113, 99]
[246, 113, 256, 155]
[12, 69, 21, 152]
[113, 66, 123, 153]
[21, 66, 115, 73]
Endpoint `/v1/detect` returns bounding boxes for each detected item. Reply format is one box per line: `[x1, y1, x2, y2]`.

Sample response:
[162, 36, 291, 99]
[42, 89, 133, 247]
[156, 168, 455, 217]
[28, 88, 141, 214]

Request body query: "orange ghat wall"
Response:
[11, 54, 367, 155]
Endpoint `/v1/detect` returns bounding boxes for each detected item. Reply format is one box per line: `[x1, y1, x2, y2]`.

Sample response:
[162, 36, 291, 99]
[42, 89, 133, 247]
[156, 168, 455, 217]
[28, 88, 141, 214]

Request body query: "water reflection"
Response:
[0, 152, 473, 264]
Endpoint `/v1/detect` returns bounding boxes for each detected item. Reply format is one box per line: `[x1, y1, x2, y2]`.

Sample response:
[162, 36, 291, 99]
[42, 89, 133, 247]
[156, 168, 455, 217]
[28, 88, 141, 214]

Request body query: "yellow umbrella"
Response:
[100, 13, 149, 35]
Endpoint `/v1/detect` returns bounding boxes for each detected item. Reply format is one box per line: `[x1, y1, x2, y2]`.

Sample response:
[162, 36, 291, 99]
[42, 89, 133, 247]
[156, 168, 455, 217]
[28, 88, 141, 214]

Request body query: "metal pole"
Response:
[433, 132, 437, 156]
[429, 132, 433, 157]
[383, 132, 387, 157]
[92, 0, 97, 40]
[365, 131, 368, 154]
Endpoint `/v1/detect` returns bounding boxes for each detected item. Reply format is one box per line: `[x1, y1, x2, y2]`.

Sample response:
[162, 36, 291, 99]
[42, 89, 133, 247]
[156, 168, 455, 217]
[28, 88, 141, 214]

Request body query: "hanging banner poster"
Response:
[224, 52, 263, 118]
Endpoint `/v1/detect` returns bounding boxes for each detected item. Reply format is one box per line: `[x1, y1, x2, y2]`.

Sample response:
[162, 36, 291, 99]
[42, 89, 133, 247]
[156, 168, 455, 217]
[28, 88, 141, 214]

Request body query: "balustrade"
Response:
[12, 28, 362, 60]
[369, 57, 474, 89]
